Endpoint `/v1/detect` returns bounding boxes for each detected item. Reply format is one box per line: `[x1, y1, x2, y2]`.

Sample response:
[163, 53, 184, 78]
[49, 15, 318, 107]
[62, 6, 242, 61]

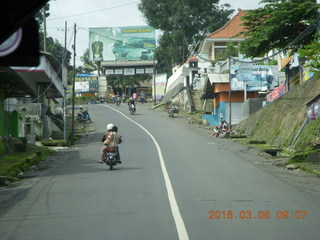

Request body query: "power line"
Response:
[47, 2, 139, 20]
[191, 15, 320, 65]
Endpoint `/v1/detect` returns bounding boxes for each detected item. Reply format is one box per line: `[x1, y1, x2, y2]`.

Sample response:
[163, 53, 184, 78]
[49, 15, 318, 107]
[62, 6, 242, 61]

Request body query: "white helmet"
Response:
[106, 123, 114, 131]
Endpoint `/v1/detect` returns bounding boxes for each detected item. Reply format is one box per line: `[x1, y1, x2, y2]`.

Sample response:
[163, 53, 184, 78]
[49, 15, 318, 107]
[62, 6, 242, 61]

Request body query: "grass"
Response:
[0, 145, 53, 183]
[41, 139, 67, 146]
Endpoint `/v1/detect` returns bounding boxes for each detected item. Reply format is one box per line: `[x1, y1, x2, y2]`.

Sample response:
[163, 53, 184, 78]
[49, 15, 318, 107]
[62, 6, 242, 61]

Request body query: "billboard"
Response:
[89, 26, 156, 62]
[231, 65, 280, 91]
[75, 74, 98, 94]
[154, 73, 167, 100]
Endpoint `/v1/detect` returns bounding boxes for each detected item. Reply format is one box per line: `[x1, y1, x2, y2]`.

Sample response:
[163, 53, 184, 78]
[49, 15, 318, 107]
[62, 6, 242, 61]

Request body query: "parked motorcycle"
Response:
[168, 106, 179, 118]
[104, 146, 120, 170]
[77, 109, 91, 123]
[215, 120, 228, 138]
[129, 104, 136, 115]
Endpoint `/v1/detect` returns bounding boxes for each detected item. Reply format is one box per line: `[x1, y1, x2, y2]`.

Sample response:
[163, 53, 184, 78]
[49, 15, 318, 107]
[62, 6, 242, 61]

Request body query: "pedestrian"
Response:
[140, 91, 145, 104]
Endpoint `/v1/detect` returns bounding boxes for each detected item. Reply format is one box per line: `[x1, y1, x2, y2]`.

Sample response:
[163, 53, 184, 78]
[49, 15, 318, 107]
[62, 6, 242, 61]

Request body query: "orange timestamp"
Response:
[208, 210, 307, 220]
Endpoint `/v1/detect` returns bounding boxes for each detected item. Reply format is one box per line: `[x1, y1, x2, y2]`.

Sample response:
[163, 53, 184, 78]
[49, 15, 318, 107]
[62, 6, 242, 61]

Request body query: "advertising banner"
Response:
[231, 65, 279, 91]
[154, 73, 167, 100]
[267, 82, 286, 102]
[89, 26, 156, 62]
[75, 74, 98, 94]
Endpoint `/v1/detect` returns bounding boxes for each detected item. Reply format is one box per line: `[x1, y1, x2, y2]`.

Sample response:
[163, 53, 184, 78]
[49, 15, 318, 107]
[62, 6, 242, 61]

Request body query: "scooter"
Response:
[115, 96, 121, 106]
[77, 109, 91, 123]
[129, 104, 136, 115]
[168, 106, 179, 118]
[104, 146, 120, 170]
[215, 120, 228, 138]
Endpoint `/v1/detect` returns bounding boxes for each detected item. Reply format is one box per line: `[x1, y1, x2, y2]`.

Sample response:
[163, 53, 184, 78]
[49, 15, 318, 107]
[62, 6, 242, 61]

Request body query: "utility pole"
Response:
[228, 56, 232, 131]
[63, 21, 67, 145]
[71, 23, 76, 145]
[43, 7, 47, 52]
[153, 52, 156, 105]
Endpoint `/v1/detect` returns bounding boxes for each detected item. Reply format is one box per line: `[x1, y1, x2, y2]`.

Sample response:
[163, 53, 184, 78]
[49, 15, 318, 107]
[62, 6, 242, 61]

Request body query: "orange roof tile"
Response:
[207, 10, 248, 39]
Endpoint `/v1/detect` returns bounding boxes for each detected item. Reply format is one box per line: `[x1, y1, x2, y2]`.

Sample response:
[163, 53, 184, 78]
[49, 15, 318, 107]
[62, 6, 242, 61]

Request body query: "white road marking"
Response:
[103, 105, 189, 240]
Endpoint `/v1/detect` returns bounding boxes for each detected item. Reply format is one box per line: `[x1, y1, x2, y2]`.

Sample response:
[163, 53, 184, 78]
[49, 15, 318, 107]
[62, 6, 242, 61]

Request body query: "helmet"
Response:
[112, 125, 118, 132]
[106, 123, 114, 131]
[79, 105, 83, 109]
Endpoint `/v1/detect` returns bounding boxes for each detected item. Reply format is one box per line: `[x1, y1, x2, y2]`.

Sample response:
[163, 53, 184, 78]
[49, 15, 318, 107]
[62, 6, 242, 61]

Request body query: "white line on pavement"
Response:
[103, 105, 189, 240]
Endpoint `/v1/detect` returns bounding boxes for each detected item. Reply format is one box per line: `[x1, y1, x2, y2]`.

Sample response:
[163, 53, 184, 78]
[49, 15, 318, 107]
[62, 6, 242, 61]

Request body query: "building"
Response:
[0, 52, 66, 144]
[200, 10, 280, 126]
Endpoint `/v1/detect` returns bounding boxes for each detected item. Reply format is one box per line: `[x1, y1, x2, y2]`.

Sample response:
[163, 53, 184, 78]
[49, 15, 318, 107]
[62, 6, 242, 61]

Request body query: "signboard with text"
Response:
[231, 65, 280, 91]
[89, 26, 156, 62]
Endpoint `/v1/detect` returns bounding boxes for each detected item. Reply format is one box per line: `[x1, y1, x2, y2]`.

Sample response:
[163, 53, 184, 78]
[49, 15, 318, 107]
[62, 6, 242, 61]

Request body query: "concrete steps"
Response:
[191, 90, 203, 111]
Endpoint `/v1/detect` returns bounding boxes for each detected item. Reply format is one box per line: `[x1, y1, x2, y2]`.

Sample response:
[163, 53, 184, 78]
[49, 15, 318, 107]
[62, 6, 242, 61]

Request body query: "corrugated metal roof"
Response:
[208, 74, 229, 83]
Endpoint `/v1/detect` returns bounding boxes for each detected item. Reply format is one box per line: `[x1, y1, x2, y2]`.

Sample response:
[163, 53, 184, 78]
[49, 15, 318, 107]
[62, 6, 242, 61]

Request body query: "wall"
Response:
[171, 88, 192, 113]
[242, 98, 265, 120]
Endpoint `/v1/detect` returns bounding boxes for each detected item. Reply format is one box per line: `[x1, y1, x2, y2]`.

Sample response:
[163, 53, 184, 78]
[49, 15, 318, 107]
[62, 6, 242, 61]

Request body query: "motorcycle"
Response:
[168, 106, 179, 118]
[115, 96, 121, 106]
[104, 146, 120, 170]
[129, 104, 136, 115]
[77, 109, 91, 123]
[215, 120, 228, 138]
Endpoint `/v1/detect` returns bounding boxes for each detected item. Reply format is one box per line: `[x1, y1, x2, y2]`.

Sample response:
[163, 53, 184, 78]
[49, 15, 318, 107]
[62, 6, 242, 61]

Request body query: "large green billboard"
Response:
[89, 26, 156, 62]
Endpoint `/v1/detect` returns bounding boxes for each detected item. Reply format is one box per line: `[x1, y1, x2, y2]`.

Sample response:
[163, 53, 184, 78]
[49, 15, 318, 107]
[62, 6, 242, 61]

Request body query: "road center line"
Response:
[103, 105, 189, 240]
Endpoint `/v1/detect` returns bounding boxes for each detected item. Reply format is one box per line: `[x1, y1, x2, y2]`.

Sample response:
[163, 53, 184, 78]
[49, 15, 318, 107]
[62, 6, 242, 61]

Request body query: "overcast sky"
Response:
[46, 0, 263, 65]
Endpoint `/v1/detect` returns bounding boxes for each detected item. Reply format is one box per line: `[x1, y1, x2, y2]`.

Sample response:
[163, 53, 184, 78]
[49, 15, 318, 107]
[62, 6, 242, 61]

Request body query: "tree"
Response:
[139, 0, 234, 72]
[34, 4, 72, 71]
[107, 75, 150, 92]
[80, 48, 97, 73]
[298, 37, 320, 75]
[38, 34, 72, 71]
[239, 0, 319, 58]
[34, 3, 50, 29]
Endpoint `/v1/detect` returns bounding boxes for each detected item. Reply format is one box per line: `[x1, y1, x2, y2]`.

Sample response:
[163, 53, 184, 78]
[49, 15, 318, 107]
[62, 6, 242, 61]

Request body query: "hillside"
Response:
[234, 77, 320, 151]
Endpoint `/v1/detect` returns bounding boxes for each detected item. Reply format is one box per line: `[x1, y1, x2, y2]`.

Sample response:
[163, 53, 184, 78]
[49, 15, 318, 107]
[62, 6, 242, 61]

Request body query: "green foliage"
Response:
[233, 77, 320, 149]
[0, 145, 52, 179]
[80, 48, 97, 73]
[226, 41, 238, 57]
[139, 0, 234, 71]
[35, 4, 72, 71]
[0, 140, 6, 155]
[107, 75, 151, 91]
[298, 37, 320, 76]
[239, 0, 318, 58]
[294, 118, 320, 151]
[34, 3, 50, 29]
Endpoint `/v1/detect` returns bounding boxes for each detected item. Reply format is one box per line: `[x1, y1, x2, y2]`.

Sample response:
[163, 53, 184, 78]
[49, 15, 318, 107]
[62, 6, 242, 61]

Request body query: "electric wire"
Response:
[29, 28, 74, 103]
[189, 15, 320, 65]
[47, 2, 139, 20]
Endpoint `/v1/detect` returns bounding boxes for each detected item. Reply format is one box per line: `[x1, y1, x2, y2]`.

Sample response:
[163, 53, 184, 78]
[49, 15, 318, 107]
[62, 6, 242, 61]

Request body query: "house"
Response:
[0, 52, 66, 144]
[199, 10, 281, 126]
[199, 9, 247, 63]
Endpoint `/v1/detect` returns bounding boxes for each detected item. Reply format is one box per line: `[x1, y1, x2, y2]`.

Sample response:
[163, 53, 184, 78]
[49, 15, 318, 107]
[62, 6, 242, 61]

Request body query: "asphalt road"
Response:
[0, 103, 319, 240]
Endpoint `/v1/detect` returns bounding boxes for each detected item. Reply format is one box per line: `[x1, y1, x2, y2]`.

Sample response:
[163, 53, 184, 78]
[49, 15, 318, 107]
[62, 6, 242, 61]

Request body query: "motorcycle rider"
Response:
[127, 97, 136, 112]
[111, 125, 122, 163]
[99, 123, 114, 164]
[99, 123, 122, 164]
[115, 92, 121, 106]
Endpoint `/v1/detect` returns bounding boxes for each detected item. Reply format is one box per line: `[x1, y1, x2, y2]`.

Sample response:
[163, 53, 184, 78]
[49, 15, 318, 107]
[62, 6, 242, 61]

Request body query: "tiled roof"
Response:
[207, 10, 248, 39]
